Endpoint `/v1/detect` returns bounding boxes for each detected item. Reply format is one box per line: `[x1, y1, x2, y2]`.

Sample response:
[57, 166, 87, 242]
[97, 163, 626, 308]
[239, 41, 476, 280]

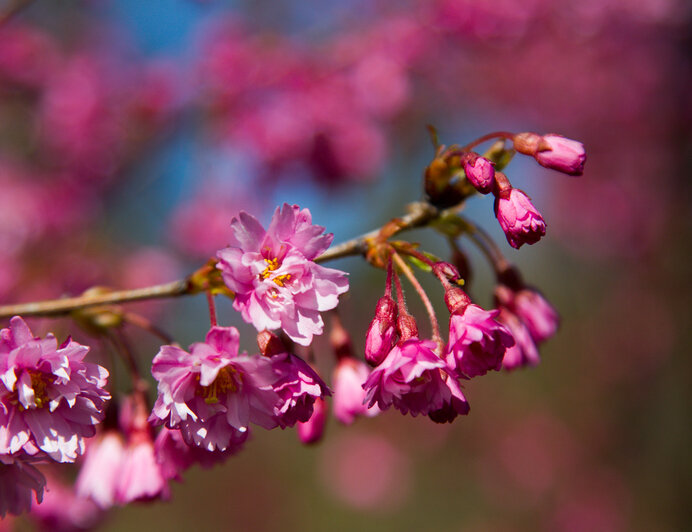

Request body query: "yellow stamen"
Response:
[197, 366, 239, 405]
[272, 274, 291, 287]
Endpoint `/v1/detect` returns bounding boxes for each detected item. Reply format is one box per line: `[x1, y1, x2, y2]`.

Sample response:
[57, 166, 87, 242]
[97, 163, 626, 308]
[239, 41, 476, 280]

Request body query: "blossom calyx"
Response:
[444, 286, 471, 315]
[257, 330, 286, 357]
[396, 313, 418, 341]
[432, 261, 460, 283]
[365, 296, 397, 366]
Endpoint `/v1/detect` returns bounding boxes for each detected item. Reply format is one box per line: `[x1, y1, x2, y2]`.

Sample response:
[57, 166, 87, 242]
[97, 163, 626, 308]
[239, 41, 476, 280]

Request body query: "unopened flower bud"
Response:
[494, 188, 546, 249]
[297, 397, 327, 445]
[514, 132, 585, 176]
[461, 152, 495, 194]
[365, 296, 397, 365]
[432, 261, 460, 282]
[444, 287, 471, 315]
[257, 330, 286, 356]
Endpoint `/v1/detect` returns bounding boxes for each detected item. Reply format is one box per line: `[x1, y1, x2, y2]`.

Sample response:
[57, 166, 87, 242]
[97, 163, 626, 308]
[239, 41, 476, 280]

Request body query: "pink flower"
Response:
[217, 204, 349, 346]
[363, 338, 468, 420]
[332, 357, 380, 425]
[154, 427, 241, 482]
[115, 437, 169, 505]
[269, 352, 329, 428]
[297, 397, 327, 445]
[535, 135, 586, 176]
[497, 309, 540, 371]
[494, 188, 546, 249]
[0, 316, 110, 463]
[150, 326, 280, 451]
[74, 431, 126, 509]
[495, 284, 559, 344]
[30, 473, 101, 530]
[0, 457, 45, 518]
[462, 153, 495, 194]
[364, 296, 397, 366]
[446, 305, 515, 379]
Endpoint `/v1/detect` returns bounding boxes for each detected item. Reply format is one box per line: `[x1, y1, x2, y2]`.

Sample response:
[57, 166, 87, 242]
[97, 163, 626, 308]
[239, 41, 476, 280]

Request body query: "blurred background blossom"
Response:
[0, 0, 690, 530]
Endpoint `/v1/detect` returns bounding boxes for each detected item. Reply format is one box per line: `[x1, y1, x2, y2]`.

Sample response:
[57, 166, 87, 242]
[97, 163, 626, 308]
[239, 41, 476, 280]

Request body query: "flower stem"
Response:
[460, 216, 511, 274]
[206, 291, 218, 327]
[122, 312, 174, 345]
[392, 252, 442, 350]
[460, 131, 515, 153]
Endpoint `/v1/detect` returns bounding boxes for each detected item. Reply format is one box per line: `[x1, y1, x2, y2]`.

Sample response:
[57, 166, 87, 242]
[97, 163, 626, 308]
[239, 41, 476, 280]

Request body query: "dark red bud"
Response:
[396, 314, 419, 341]
[257, 330, 286, 357]
[432, 261, 460, 282]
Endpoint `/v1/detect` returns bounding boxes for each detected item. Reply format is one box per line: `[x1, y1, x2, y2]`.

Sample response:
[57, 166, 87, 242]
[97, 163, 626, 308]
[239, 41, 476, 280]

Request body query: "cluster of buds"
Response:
[425, 131, 585, 249]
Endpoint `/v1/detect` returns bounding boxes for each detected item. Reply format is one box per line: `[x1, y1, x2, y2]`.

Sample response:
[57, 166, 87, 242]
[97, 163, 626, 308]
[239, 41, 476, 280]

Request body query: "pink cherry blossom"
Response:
[445, 305, 515, 379]
[494, 188, 546, 249]
[297, 397, 327, 445]
[363, 338, 468, 420]
[150, 326, 280, 452]
[217, 204, 349, 346]
[497, 309, 540, 371]
[270, 352, 330, 428]
[535, 135, 586, 176]
[0, 456, 45, 518]
[154, 426, 241, 482]
[75, 431, 126, 509]
[332, 357, 380, 425]
[0, 316, 110, 463]
[495, 284, 559, 344]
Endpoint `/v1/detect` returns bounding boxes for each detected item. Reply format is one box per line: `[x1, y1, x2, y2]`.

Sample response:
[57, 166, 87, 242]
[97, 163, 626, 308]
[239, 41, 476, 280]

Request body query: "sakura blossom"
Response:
[0, 316, 110, 463]
[494, 188, 547, 249]
[217, 204, 349, 346]
[332, 357, 380, 425]
[150, 326, 280, 451]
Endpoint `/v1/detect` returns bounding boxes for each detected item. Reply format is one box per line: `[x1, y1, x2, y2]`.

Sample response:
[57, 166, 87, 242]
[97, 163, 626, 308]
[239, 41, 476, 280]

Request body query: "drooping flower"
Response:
[513, 132, 586, 176]
[445, 303, 515, 379]
[332, 357, 380, 425]
[30, 472, 101, 530]
[0, 316, 110, 463]
[74, 430, 126, 509]
[217, 204, 349, 346]
[270, 352, 330, 428]
[154, 427, 241, 482]
[150, 326, 280, 452]
[363, 338, 468, 419]
[0, 456, 45, 518]
[462, 152, 495, 194]
[495, 283, 560, 344]
[494, 188, 546, 249]
[297, 397, 327, 445]
[364, 295, 397, 366]
[496, 309, 540, 371]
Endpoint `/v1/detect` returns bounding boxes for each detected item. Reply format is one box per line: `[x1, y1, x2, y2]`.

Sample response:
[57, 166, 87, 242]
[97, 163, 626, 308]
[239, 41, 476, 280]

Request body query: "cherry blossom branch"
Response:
[459, 131, 515, 153]
[0, 201, 448, 320]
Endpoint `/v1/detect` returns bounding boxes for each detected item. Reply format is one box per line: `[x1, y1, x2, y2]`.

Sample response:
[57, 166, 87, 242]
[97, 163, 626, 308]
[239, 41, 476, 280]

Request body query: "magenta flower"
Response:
[495, 284, 559, 344]
[270, 352, 330, 428]
[363, 338, 468, 419]
[150, 326, 279, 452]
[115, 437, 170, 505]
[297, 397, 327, 445]
[217, 204, 349, 346]
[446, 305, 515, 379]
[535, 134, 586, 176]
[0, 457, 45, 518]
[332, 357, 380, 425]
[427, 374, 470, 424]
[364, 295, 397, 366]
[0, 316, 110, 463]
[154, 427, 241, 482]
[75, 431, 126, 509]
[494, 188, 546, 249]
[462, 153, 495, 194]
[497, 309, 540, 371]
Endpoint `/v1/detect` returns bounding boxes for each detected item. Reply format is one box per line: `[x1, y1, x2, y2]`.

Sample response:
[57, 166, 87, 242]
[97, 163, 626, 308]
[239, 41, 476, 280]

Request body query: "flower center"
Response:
[259, 257, 292, 287]
[198, 366, 239, 405]
[8, 369, 54, 410]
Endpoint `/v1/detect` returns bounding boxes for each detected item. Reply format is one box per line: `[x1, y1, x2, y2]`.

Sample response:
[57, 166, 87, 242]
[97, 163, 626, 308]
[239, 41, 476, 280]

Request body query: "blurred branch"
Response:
[0, 201, 449, 319]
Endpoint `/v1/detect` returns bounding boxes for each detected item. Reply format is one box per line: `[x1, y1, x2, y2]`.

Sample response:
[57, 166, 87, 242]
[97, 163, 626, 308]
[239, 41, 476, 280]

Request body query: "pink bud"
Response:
[364, 296, 397, 365]
[535, 135, 586, 176]
[297, 397, 327, 445]
[494, 188, 546, 249]
[462, 153, 495, 194]
[332, 358, 380, 425]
